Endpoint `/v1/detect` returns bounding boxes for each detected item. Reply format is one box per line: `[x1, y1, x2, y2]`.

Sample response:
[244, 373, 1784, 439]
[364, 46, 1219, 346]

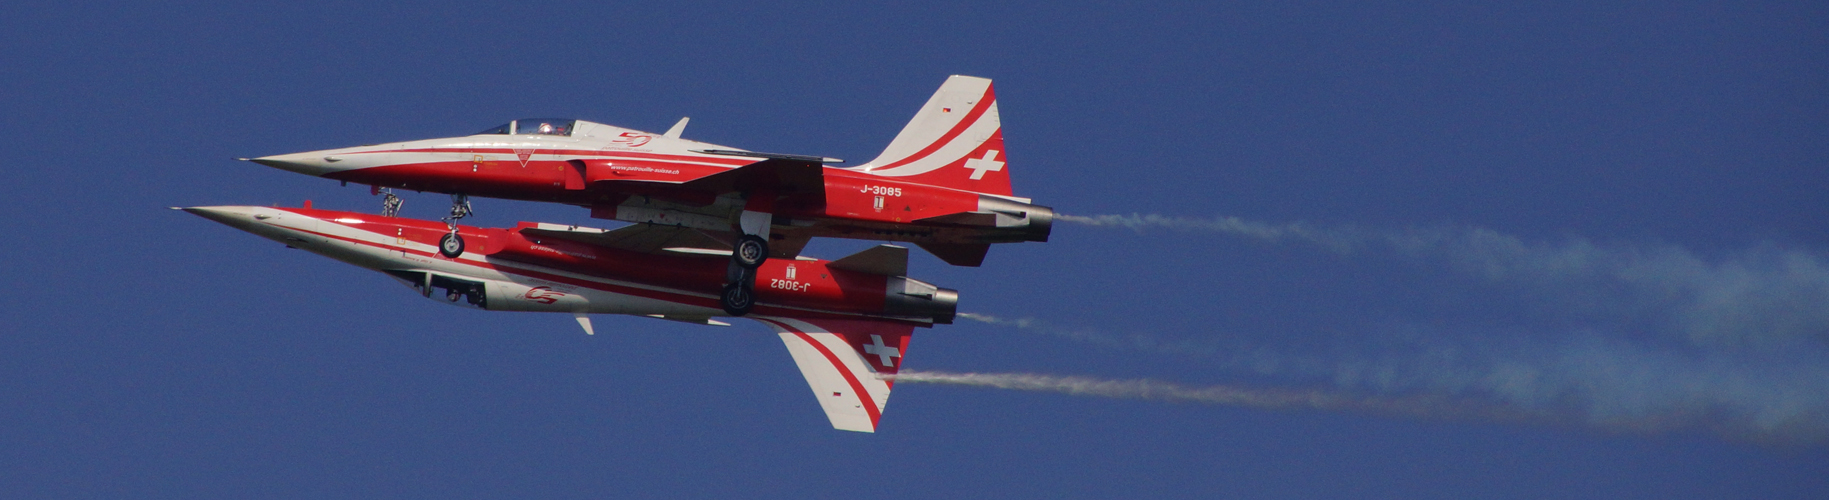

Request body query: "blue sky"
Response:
[3, 1, 1826, 498]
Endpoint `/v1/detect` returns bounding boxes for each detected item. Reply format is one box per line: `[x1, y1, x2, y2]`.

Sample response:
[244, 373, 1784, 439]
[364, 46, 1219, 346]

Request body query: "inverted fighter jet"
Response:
[181, 203, 957, 432]
[248, 75, 1052, 272]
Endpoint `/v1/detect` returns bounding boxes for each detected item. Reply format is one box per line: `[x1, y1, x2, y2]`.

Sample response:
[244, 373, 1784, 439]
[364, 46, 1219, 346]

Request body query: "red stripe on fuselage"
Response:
[346, 148, 755, 166]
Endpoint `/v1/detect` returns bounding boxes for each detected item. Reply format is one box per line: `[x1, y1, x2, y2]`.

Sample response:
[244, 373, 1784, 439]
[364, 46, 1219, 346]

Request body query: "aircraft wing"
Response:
[518, 220, 812, 260]
[678, 158, 827, 198]
[752, 316, 914, 433]
[517, 222, 731, 255]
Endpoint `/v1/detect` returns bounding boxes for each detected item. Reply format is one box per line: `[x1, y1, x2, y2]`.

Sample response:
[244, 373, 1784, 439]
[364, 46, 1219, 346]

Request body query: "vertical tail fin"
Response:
[851, 75, 1011, 196]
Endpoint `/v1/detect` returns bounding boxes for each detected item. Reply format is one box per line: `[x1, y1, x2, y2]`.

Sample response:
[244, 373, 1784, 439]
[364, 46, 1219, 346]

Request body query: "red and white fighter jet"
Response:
[182, 203, 957, 432]
[248, 75, 1053, 271]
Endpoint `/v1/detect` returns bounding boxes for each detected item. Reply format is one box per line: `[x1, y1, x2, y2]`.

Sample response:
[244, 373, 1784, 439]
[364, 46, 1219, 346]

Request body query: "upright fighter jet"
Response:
[248, 76, 1052, 272]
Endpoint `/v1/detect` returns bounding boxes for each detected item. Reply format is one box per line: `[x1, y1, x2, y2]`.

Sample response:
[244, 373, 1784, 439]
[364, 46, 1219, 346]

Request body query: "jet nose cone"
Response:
[181, 205, 320, 247]
[247, 151, 348, 177]
[181, 206, 262, 228]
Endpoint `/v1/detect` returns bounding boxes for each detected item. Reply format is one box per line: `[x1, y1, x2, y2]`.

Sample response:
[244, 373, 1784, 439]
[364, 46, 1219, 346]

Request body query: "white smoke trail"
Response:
[956, 313, 1829, 442]
[959, 312, 1233, 359]
[1057, 213, 1829, 348]
[1056, 214, 1358, 253]
[1036, 214, 1829, 442]
[888, 370, 1545, 425]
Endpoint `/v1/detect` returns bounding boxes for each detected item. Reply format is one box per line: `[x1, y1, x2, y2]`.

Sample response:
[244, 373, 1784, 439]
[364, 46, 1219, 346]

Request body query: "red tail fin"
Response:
[850, 75, 1011, 196]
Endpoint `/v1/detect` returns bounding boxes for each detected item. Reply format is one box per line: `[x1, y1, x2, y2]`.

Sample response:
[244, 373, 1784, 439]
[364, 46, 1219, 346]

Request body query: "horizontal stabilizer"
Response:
[755, 317, 914, 433]
[828, 245, 909, 276]
[915, 242, 990, 267]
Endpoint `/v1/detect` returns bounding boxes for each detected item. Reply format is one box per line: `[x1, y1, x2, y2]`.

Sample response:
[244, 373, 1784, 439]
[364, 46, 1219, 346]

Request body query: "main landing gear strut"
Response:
[721, 270, 755, 316]
[720, 208, 772, 316]
[438, 194, 472, 258]
[720, 237, 762, 315]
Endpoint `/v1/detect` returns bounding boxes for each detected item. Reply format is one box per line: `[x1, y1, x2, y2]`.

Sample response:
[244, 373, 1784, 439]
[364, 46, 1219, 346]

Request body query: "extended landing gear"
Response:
[719, 206, 771, 316]
[731, 208, 773, 270]
[720, 253, 759, 317]
[439, 233, 466, 258]
[378, 188, 405, 218]
[733, 235, 768, 269]
[373, 188, 469, 258]
[445, 193, 473, 221]
[721, 281, 755, 316]
[438, 194, 472, 258]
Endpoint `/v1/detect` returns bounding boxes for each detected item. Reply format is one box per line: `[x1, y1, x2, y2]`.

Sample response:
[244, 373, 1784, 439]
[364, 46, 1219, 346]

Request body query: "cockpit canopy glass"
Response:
[474, 119, 577, 136]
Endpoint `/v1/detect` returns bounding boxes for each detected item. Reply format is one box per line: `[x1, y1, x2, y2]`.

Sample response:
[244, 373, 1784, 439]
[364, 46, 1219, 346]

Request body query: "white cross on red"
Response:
[963, 149, 1004, 180]
[862, 334, 901, 367]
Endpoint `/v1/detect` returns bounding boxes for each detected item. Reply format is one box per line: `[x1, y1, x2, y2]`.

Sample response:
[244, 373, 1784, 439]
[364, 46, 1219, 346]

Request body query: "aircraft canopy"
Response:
[475, 118, 578, 136]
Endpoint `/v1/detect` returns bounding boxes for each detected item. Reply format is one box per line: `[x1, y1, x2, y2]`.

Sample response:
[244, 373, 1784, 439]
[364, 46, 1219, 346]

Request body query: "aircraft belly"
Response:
[314, 235, 721, 316]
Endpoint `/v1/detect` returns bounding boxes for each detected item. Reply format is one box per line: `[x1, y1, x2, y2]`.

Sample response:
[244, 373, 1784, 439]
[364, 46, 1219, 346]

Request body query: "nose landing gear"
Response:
[439, 233, 466, 258]
[438, 194, 472, 258]
[379, 188, 404, 218]
[373, 189, 471, 258]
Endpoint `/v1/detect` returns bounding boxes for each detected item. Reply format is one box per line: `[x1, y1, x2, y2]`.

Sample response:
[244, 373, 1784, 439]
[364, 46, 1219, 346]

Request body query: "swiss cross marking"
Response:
[963, 149, 1003, 180]
[862, 334, 901, 367]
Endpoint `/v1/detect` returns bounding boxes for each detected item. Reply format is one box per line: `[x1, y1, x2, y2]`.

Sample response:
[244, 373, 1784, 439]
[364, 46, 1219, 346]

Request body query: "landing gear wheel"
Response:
[733, 235, 768, 269]
[439, 233, 466, 258]
[437, 194, 472, 255]
[721, 282, 755, 316]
